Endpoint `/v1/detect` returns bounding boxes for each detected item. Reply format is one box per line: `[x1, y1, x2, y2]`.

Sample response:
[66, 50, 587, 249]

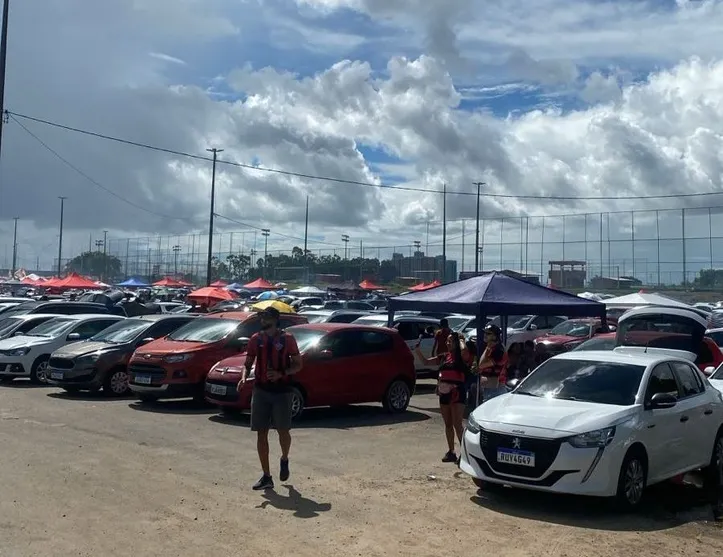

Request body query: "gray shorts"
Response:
[250, 387, 292, 431]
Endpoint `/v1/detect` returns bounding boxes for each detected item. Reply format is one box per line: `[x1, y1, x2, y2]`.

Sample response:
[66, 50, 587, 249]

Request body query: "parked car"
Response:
[0, 302, 23, 315]
[321, 300, 376, 311]
[572, 333, 616, 352]
[291, 297, 324, 311]
[205, 323, 416, 418]
[616, 306, 723, 374]
[535, 318, 613, 355]
[0, 314, 125, 384]
[460, 349, 723, 509]
[709, 363, 723, 394]
[708, 310, 723, 330]
[157, 302, 186, 314]
[0, 314, 59, 340]
[465, 315, 567, 347]
[127, 311, 307, 402]
[0, 301, 122, 322]
[706, 327, 723, 349]
[352, 314, 441, 373]
[300, 309, 372, 324]
[47, 314, 196, 396]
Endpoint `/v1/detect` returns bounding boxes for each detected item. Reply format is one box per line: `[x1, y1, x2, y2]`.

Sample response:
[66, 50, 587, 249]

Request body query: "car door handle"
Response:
[646, 424, 656, 429]
[704, 409, 713, 415]
[680, 415, 689, 423]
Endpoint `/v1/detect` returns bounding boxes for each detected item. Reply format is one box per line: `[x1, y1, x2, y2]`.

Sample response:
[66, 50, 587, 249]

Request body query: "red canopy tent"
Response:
[48, 272, 100, 289]
[408, 282, 429, 292]
[153, 277, 184, 287]
[210, 280, 228, 287]
[359, 279, 384, 290]
[244, 278, 274, 289]
[187, 287, 237, 306]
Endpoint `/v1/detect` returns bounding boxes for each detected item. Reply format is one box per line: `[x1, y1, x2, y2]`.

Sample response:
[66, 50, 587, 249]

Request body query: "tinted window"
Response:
[320, 331, 359, 358]
[711, 363, 723, 380]
[330, 313, 365, 324]
[0, 301, 40, 319]
[396, 322, 425, 341]
[697, 340, 715, 365]
[671, 362, 704, 397]
[26, 317, 77, 337]
[359, 331, 393, 354]
[0, 317, 22, 337]
[550, 320, 592, 338]
[16, 316, 54, 334]
[645, 363, 680, 401]
[572, 336, 616, 351]
[707, 330, 723, 346]
[72, 319, 118, 339]
[323, 301, 344, 310]
[91, 319, 151, 343]
[516, 358, 645, 405]
[347, 301, 373, 310]
[148, 318, 194, 339]
[617, 314, 702, 354]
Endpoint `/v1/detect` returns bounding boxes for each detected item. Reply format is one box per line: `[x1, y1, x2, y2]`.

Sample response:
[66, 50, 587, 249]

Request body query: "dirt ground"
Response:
[0, 381, 721, 557]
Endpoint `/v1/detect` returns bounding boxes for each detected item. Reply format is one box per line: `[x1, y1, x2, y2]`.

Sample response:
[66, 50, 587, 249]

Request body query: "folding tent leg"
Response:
[475, 376, 481, 407]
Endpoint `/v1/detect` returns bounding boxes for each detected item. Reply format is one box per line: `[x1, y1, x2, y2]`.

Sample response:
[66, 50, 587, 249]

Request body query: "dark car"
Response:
[47, 315, 196, 396]
[321, 300, 376, 311]
[0, 301, 123, 321]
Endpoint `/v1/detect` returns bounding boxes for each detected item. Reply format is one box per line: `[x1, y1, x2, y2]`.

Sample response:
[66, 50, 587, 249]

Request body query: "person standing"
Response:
[432, 318, 452, 357]
[477, 323, 508, 401]
[238, 307, 303, 490]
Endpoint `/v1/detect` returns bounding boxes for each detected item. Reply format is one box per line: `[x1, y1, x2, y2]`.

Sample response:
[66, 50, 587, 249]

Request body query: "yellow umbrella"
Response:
[251, 299, 296, 314]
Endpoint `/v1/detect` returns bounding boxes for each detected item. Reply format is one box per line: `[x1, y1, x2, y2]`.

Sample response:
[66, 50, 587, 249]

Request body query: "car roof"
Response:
[619, 305, 709, 327]
[131, 314, 195, 322]
[7, 313, 64, 321]
[706, 327, 723, 334]
[203, 311, 255, 321]
[288, 323, 398, 333]
[552, 349, 686, 366]
[66, 314, 124, 321]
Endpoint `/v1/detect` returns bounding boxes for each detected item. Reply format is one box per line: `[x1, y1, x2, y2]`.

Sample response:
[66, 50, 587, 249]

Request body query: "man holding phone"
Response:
[237, 307, 303, 490]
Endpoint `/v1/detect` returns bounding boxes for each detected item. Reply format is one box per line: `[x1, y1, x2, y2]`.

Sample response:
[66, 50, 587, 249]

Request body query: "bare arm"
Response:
[414, 345, 441, 366]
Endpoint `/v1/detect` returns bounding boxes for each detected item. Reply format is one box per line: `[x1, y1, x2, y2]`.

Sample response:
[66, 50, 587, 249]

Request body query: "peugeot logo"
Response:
[143, 354, 151, 359]
[220, 367, 227, 375]
[512, 437, 521, 449]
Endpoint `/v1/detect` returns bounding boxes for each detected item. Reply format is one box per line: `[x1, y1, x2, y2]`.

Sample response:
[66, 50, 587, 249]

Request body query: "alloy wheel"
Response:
[624, 458, 645, 506]
[110, 371, 129, 395]
[388, 381, 410, 410]
[290, 392, 303, 418]
[35, 361, 49, 384]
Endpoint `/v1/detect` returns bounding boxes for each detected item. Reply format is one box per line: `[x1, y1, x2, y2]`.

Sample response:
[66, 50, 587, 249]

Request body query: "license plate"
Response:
[497, 448, 535, 467]
[50, 371, 64, 380]
[209, 384, 227, 396]
[134, 375, 152, 385]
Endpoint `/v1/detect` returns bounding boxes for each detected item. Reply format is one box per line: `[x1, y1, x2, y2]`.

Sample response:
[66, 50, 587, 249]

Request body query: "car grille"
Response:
[128, 363, 167, 377]
[48, 357, 75, 370]
[479, 427, 562, 479]
[205, 380, 240, 402]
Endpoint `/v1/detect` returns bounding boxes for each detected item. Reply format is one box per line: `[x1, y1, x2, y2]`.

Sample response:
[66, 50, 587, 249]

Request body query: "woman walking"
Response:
[415, 332, 467, 463]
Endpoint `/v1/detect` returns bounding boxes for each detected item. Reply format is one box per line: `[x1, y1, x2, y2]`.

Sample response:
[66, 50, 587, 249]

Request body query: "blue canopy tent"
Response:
[117, 277, 150, 287]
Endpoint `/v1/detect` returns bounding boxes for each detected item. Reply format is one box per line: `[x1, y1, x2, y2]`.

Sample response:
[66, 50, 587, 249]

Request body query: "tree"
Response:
[694, 269, 723, 288]
[210, 256, 230, 281]
[65, 251, 122, 280]
[226, 253, 251, 280]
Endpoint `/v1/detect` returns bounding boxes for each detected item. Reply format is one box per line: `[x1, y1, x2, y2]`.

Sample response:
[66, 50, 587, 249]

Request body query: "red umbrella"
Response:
[359, 279, 384, 290]
[153, 277, 184, 287]
[210, 280, 228, 287]
[187, 287, 237, 306]
[244, 278, 274, 289]
[49, 272, 100, 289]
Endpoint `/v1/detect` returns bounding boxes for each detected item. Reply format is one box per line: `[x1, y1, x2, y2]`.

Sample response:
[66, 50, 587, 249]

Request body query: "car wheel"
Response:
[703, 428, 723, 492]
[289, 387, 305, 420]
[103, 368, 130, 397]
[220, 406, 240, 417]
[30, 356, 51, 384]
[616, 448, 647, 510]
[137, 393, 158, 403]
[383, 379, 411, 413]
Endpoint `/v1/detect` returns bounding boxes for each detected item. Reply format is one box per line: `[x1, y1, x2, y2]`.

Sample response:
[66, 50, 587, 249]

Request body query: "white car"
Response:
[0, 314, 62, 340]
[709, 364, 723, 394]
[0, 314, 124, 384]
[460, 349, 723, 509]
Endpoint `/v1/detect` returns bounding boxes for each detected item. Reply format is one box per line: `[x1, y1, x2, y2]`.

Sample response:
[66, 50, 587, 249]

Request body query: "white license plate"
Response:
[209, 384, 227, 396]
[134, 375, 152, 385]
[497, 448, 535, 467]
[50, 371, 64, 380]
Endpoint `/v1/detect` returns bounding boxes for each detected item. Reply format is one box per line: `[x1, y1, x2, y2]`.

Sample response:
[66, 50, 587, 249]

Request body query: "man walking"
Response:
[237, 307, 303, 490]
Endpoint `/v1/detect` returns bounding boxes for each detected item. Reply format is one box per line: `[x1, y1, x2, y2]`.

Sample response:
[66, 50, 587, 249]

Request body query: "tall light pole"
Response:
[413, 240, 421, 277]
[205, 147, 223, 286]
[95, 239, 103, 252]
[261, 229, 270, 279]
[57, 197, 66, 277]
[10, 216, 17, 276]
[442, 183, 447, 282]
[341, 234, 349, 280]
[102, 230, 108, 281]
[173, 245, 181, 277]
[473, 182, 486, 274]
[0, 0, 11, 184]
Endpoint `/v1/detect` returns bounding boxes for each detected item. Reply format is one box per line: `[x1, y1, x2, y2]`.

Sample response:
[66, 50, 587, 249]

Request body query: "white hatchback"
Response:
[0, 314, 124, 384]
[460, 349, 723, 509]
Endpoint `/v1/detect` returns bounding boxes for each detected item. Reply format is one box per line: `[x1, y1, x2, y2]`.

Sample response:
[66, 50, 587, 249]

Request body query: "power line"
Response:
[8, 109, 723, 202]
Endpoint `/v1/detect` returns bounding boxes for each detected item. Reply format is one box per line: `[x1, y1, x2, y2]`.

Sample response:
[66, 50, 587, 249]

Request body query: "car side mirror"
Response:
[67, 332, 81, 341]
[229, 336, 250, 351]
[137, 337, 155, 347]
[529, 324, 537, 331]
[13, 331, 24, 336]
[646, 392, 677, 410]
[704, 366, 715, 376]
[318, 349, 333, 360]
[506, 378, 520, 391]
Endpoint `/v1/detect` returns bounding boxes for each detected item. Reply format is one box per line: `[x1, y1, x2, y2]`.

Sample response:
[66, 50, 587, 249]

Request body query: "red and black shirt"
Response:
[245, 331, 300, 392]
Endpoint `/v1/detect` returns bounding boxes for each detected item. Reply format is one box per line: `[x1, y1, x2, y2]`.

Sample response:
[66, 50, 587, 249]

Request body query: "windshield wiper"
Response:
[514, 391, 541, 397]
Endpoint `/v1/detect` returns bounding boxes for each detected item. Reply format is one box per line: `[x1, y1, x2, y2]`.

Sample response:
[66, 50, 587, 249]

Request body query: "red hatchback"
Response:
[205, 323, 416, 419]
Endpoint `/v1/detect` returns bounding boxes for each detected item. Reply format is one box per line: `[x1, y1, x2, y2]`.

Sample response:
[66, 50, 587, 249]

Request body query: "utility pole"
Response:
[0, 0, 11, 188]
[473, 182, 486, 274]
[261, 229, 270, 279]
[413, 240, 421, 277]
[250, 249, 258, 273]
[173, 245, 181, 277]
[341, 234, 349, 280]
[442, 183, 447, 282]
[205, 147, 223, 286]
[461, 220, 465, 273]
[303, 196, 309, 282]
[10, 216, 17, 276]
[56, 197, 66, 277]
[102, 230, 108, 281]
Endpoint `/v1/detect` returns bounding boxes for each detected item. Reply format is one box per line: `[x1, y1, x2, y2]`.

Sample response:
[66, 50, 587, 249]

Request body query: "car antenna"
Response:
[644, 339, 650, 354]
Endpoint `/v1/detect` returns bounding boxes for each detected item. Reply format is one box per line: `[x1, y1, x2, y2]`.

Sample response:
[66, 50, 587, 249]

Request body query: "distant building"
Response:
[391, 252, 457, 282]
[589, 275, 642, 290]
[459, 269, 541, 285]
[548, 260, 586, 288]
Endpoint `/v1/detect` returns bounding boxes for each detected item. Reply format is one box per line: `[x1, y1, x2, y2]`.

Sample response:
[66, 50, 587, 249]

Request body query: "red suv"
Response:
[205, 323, 416, 419]
[535, 318, 612, 355]
[128, 311, 307, 402]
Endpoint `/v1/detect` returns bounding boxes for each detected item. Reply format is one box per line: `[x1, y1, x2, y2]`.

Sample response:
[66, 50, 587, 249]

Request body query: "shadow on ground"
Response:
[128, 399, 218, 415]
[469, 474, 721, 532]
[255, 484, 331, 518]
[47, 391, 136, 402]
[210, 404, 431, 430]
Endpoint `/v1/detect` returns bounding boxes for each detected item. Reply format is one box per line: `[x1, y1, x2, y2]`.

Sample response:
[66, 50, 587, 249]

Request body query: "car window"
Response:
[645, 363, 680, 401]
[149, 318, 193, 339]
[670, 362, 704, 397]
[697, 340, 715, 365]
[71, 319, 117, 339]
[618, 313, 702, 354]
[572, 336, 616, 351]
[396, 322, 420, 341]
[531, 316, 548, 329]
[707, 330, 723, 346]
[323, 301, 344, 310]
[319, 331, 360, 358]
[358, 331, 393, 354]
[330, 313, 364, 324]
[17, 317, 54, 333]
[347, 301, 373, 310]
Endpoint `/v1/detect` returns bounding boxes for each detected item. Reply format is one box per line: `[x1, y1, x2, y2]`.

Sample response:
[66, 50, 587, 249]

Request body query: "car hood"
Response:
[538, 334, 582, 345]
[0, 335, 52, 349]
[52, 340, 125, 358]
[133, 337, 218, 357]
[472, 393, 637, 436]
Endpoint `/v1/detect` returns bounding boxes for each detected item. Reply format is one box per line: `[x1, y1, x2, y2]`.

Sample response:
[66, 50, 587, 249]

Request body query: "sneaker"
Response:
[442, 451, 457, 463]
[280, 458, 290, 482]
[252, 474, 274, 490]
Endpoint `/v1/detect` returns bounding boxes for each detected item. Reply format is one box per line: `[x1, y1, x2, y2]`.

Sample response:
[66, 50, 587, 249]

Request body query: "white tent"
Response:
[289, 285, 326, 295]
[603, 291, 691, 308]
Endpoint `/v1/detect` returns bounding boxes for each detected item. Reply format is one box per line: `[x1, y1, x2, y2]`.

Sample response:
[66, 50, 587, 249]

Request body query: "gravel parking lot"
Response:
[0, 380, 721, 557]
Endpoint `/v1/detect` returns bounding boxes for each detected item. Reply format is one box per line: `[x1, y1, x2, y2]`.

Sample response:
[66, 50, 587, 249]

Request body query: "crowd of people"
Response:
[414, 319, 552, 464]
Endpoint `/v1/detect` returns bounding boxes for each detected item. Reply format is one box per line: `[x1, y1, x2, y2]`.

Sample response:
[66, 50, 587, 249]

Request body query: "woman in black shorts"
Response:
[415, 332, 468, 463]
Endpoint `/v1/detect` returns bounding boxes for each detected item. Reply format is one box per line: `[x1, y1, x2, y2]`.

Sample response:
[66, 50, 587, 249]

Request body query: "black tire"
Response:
[220, 406, 241, 417]
[382, 379, 411, 413]
[703, 427, 723, 494]
[30, 355, 51, 384]
[103, 368, 130, 397]
[137, 393, 159, 403]
[289, 386, 305, 420]
[615, 447, 647, 510]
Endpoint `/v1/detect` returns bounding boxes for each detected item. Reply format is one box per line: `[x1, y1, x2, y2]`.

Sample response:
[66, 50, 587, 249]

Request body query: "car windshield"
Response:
[490, 315, 530, 329]
[515, 358, 645, 405]
[167, 318, 240, 342]
[89, 319, 150, 344]
[0, 301, 40, 319]
[617, 314, 701, 353]
[25, 318, 77, 338]
[302, 313, 330, 324]
[550, 320, 592, 338]
[446, 316, 471, 331]
[711, 363, 723, 380]
[0, 317, 22, 337]
[572, 336, 616, 351]
[288, 328, 326, 352]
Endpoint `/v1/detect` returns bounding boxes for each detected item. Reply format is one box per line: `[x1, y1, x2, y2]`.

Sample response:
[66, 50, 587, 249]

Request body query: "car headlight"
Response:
[164, 353, 193, 363]
[466, 414, 482, 434]
[76, 353, 100, 365]
[8, 347, 30, 357]
[567, 426, 616, 448]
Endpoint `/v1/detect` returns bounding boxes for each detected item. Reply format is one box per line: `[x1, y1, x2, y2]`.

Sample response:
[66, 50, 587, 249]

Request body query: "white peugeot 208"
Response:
[460, 349, 723, 508]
